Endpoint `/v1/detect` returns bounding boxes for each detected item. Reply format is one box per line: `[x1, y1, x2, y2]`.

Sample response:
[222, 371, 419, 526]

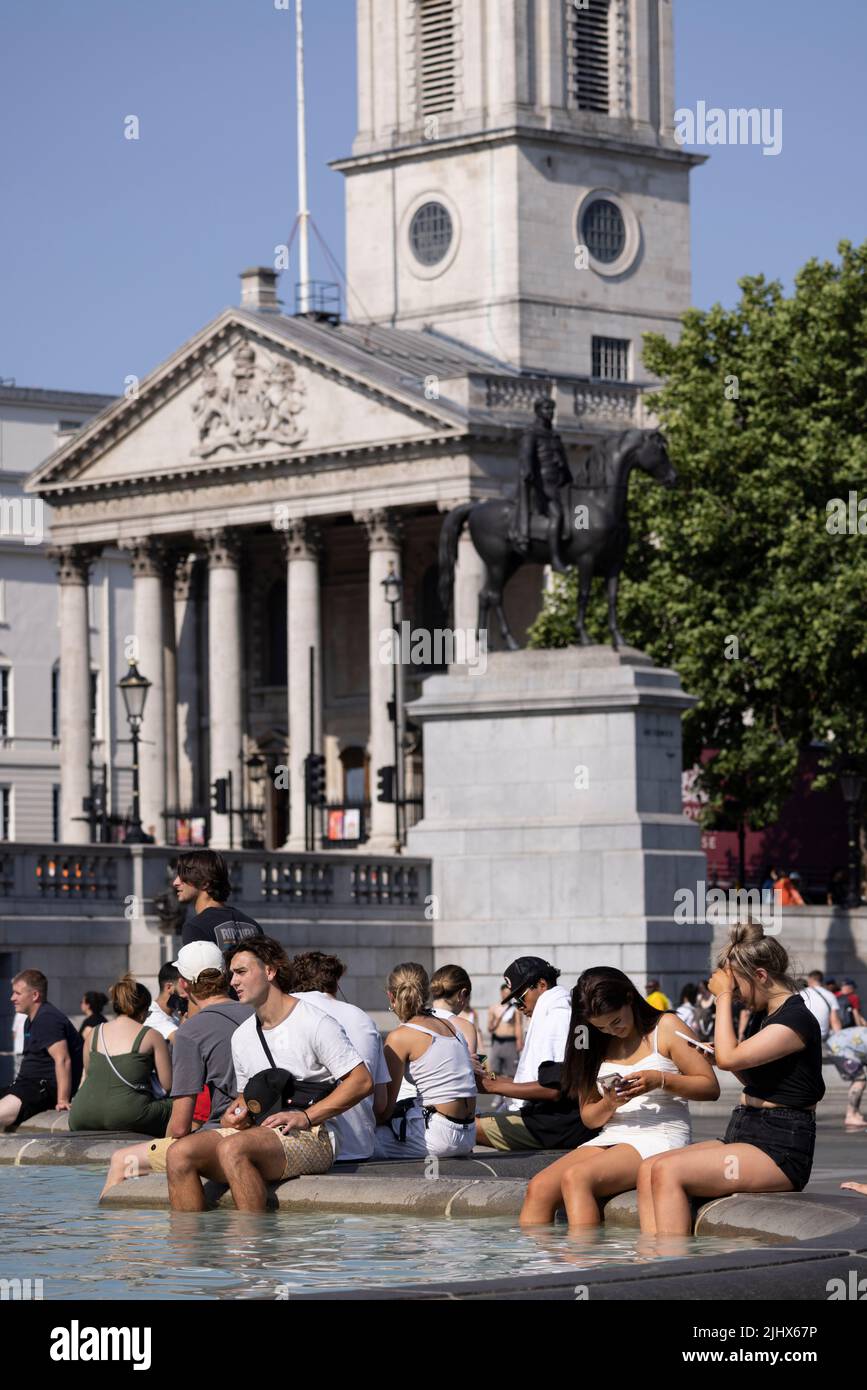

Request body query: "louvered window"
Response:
[567, 0, 611, 114]
[418, 0, 457, 116]
[592, 337, 631, 381]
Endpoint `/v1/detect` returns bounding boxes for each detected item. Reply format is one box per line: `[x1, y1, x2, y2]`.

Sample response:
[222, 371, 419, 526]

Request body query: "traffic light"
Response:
[211, 778, 228, 815]
[377, 765, 396, 804]
[304, 753, 326, 807]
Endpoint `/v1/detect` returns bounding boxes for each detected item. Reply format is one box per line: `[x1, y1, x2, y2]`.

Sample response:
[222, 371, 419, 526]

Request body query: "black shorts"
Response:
[720, 1104, 816, 1192]
[0, 1078, 57, 1126]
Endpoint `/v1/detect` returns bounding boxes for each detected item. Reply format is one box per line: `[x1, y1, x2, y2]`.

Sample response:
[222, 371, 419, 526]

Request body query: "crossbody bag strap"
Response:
[256, 1016, 278, 1069]
[98, 1024, 150, 1093]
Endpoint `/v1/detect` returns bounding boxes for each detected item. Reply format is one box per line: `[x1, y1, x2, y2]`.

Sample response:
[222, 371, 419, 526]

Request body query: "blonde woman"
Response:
[373, 962, 477, 1160]
[638, 922, 825, 1235]
[430, 964, 479, 1054]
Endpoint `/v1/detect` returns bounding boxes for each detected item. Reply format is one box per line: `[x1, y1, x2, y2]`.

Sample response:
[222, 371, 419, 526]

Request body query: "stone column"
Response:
[162, 563, 179, 824]
[174, 554, 200, 812]
[53, 546, 97, 844]
[356, 508, 403, 850]
[203, 529, 243, 849]
[453, 526, 486, 641]
[281, 521, 322, 851]
[124, 539, 168, 843]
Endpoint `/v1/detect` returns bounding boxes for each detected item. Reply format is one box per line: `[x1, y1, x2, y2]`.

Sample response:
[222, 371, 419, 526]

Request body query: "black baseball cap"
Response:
[243, 1068, 295, 1123]
[503, 957, 558, 1004]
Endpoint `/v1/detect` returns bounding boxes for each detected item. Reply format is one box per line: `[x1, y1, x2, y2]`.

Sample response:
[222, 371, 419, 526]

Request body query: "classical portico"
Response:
[31, 270, 648, 849]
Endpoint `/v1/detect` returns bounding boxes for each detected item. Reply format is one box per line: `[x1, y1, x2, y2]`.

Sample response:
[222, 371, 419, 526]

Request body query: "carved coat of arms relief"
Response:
[191, 342, 307, 458]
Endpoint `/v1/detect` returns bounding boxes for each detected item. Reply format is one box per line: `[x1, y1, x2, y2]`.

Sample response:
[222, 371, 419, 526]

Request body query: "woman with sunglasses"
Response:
[636, 921, 825, 1235]
[520, 965, 718, 1225]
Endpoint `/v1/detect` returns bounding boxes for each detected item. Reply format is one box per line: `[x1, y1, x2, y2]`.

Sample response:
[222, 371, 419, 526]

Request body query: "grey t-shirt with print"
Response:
[170, 1000, 253, 1124]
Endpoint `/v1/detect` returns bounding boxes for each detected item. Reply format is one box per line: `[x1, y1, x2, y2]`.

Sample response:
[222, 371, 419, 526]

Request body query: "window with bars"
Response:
[567, 0, 611, 114]
[592, 336, 631, 381]
[410, 201, 454, 266]
[0, 668, 9, 739]
[418, 0, 457, 117]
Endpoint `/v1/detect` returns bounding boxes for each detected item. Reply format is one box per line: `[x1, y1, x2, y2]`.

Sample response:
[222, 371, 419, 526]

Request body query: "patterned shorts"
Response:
[217, 1122, 335, 1180]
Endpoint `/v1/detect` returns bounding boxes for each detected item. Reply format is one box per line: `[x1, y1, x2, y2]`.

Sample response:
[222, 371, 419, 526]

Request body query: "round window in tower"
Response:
[581, 198, 627, 265]
[409, 201, 454, 267]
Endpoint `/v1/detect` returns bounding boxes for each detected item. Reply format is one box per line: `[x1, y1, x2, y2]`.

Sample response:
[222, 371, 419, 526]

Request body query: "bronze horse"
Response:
[439, 428, 677, 650]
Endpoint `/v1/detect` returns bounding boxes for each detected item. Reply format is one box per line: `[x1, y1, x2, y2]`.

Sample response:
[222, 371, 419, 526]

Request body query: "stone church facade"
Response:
[27, 0, 701, 854]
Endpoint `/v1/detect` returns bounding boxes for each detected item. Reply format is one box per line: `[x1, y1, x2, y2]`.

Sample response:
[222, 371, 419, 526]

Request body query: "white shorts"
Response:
[580, 1117, 691, 1160]
[423, 1111, 476, 1159]
[372, 1109, 428, 1160]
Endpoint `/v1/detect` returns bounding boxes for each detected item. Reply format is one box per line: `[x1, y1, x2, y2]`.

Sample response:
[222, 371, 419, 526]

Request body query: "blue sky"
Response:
[2, 0, 865, 393]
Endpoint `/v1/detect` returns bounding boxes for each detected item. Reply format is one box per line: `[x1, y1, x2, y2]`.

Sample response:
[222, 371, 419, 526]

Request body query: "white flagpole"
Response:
[296, 0, 311, 314]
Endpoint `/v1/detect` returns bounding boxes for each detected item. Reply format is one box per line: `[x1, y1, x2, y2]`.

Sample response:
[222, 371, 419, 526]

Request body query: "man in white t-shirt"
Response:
[144, 962, 180, 1043]
[166, 937, 372, 1212]
[290, 951, 390, 1163]
[800, 972, 841, 1041]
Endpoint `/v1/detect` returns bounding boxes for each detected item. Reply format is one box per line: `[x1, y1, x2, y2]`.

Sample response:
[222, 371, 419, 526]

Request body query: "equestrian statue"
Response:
[438, 398, 677, 650]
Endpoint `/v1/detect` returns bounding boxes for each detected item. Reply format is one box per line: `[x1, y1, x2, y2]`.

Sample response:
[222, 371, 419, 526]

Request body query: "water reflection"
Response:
[0, 1167, 761, 1299]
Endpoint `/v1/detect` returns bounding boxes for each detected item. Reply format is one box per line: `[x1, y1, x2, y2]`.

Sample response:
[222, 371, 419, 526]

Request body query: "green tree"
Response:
[528, 240, 867, 840]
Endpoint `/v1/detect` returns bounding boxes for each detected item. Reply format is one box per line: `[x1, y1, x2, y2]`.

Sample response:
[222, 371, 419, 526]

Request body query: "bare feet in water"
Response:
[840, 1181, 867, 1196]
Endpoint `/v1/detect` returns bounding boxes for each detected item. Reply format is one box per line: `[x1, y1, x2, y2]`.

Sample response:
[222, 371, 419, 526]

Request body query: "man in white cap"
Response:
[98, 941, 252, 1198]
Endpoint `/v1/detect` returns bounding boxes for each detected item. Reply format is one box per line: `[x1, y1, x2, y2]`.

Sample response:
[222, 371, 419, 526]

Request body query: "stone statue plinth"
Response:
[406, 645, 710, 1004]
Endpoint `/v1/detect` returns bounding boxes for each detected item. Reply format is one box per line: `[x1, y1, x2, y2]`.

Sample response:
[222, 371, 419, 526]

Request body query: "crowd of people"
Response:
[3, 849, 867, 1225]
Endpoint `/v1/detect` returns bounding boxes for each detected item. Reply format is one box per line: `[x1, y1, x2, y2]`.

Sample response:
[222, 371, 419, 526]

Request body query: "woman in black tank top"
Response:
[636, 922, 825, 1236]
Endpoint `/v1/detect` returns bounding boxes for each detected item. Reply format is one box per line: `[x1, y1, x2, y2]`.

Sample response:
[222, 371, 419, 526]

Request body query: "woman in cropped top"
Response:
[637, 922, 825, 1236]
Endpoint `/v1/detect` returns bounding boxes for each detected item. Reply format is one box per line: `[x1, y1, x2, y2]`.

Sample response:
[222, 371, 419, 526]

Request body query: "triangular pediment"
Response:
[28, 309, 468, 496]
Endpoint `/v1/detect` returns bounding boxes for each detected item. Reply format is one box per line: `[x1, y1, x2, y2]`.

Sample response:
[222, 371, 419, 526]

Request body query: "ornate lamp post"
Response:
[118, 661, 151, 845]
[839, 770, 864, 909]
[382, 563, 403, 854]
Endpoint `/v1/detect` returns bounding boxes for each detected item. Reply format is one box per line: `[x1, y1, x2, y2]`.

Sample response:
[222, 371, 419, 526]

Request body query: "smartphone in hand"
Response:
[675, 1029, 714, 1056]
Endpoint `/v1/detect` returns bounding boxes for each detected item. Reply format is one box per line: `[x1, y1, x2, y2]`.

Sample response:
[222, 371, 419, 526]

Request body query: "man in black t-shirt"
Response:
[174, 850, 262, 953]
[0, 970, 83, 1130]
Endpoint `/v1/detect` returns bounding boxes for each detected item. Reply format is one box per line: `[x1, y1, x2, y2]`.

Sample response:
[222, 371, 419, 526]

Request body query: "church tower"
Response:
[333, 0, 703, 380]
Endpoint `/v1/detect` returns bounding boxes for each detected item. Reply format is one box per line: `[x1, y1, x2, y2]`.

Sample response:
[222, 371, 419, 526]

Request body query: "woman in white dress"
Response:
[520, 967, 719, 1227]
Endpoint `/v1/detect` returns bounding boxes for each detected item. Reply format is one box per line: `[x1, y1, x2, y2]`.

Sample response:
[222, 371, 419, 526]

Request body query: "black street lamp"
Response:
[118, 660, 151, 845]
[839, 770, 864, 909]
[382, 563, 403, 854]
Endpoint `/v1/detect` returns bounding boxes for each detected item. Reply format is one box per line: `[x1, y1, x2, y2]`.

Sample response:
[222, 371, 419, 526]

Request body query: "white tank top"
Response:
[431, 1007, 471, 1049]
[404, 1022, 477, 1104]
[596, 1025, 688, 1121]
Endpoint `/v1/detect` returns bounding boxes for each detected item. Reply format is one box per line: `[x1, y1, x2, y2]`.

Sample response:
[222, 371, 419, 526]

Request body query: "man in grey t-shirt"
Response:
[99, 942, 251, 1199]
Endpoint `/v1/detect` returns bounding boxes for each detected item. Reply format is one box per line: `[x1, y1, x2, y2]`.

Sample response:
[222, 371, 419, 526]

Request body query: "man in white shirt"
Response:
[800, 972, 841, 1041]
[475, 957, 597, 1152]
[166, 937, 372, 1212]
[144, 963, 180, 1043]
[290, 951, 390, 1163]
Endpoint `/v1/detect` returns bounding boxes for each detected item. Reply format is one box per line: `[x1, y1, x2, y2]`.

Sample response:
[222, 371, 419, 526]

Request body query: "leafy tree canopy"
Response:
[528, 240, 867, 831]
